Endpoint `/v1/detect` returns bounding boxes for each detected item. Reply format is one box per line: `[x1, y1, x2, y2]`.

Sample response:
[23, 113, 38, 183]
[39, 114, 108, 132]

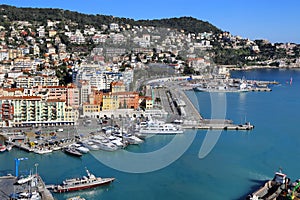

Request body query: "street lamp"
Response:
[34, 163, 39, 176]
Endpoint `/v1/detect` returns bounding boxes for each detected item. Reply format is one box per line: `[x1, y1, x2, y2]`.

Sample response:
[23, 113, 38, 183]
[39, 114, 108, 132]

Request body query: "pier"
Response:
[151, 79, 255, 131]
[0, 175, 54, 200]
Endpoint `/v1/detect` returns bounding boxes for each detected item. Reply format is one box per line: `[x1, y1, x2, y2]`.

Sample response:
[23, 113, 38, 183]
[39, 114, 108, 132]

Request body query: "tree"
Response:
[183, 66, 195, 75]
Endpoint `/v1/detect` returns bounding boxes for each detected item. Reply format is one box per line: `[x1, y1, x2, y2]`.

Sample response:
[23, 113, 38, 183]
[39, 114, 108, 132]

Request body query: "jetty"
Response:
[150, 78, 255, 131]
[0, 175, 54, 200]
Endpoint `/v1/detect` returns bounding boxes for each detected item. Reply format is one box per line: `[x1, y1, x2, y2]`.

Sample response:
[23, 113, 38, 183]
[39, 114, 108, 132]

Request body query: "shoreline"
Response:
[227, 65, 300, 71]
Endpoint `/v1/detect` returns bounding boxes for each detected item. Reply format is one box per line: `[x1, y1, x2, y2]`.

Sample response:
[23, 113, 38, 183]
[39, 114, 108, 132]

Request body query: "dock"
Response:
[183, 119, 254, 130]
[151, 80, 255, 131]
[0, 175, 54, 200]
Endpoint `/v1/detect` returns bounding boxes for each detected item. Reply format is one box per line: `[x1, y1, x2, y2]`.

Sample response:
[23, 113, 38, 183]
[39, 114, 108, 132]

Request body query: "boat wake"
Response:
[247, 171, 273, 181]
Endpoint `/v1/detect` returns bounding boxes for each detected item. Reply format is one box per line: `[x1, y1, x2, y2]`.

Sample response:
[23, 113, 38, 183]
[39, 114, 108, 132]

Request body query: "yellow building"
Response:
[102, 93, 119, 110]
[83, 103, 101, 113]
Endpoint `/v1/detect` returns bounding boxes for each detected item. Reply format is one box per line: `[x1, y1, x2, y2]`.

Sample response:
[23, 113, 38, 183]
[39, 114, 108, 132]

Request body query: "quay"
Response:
[0, 175, 54, 200]
[184, 120, 254, 130]
[149, 77, 255, 131]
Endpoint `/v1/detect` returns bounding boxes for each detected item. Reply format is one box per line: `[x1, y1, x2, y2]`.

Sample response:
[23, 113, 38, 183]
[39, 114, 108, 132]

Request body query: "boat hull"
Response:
[139, 130, 184, 135]
[194, 87, 248, 93]
[54, 178, 115, 193]
[64, 148, 82, 157]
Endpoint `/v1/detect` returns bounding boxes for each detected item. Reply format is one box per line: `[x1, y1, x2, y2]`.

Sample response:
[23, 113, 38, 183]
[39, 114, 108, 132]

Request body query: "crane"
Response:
[14, 157, 28, 177]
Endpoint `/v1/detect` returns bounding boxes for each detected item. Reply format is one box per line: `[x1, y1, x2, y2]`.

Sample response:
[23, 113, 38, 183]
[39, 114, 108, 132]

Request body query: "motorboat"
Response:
[67, 196, 86, 200]
[246, 170, 288, 200]
[6, 144, 13, 151]
[91, 138, 118, 151]
[76, 146, 90, 154]
[122, 133, 143, 144]
[108, 136, 126, 148]
[81, 140, 100, 150]
[0, 144, 7, 152]
[64, 147, 82, 157]
[17, 173, 35, 184]
[70, 143, 90, 153]
[33, 148, 53, 154]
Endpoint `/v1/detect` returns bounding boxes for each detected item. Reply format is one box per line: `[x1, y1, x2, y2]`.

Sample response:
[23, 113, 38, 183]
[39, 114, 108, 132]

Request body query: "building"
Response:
[109, 23, 119, 31]
[113, 92, 139, 109]
[82, 103, 101, 117]
[110, 81, 126, 93]
[102, 92, 119, 110]
[15, 75, 59, 88]
[78, 80, 91, 105]
[0, 96, 77, 127]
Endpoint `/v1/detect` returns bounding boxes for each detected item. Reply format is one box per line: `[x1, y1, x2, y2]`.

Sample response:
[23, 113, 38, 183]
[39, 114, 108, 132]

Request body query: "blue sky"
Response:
[1, 0, 300, 43]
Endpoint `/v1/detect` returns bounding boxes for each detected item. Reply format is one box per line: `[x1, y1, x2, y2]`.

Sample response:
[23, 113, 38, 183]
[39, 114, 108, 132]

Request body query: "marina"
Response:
[0, 69, 298, 200]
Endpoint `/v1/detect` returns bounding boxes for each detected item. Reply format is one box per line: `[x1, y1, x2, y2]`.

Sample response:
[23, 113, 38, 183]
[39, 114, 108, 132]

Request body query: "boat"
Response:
[108, 136, 127, 148]
[122, 133, 144, 145]
[33, 148, 53, 154]
[6, 144, 13, 151]
[91, 138, 118, 151]
[0, 144, 7, 152]
[139, 122, 184, 135]
[76, 146, 90, 154]
[29, 191, 41, 200]
[194, 86, 248, 93]
[70, 143, 90, 153]
[17, 173, 35, 184]
[194, 82, 249, 93]
[64, 147, 82, 157]
[52, 145, 62, 151]
[81, 140, 100, 150]
[246, 170, 288, 200]
[50, 168, 115, 193]
[16, 190, 41, 200]
[67, 196, 86, 200]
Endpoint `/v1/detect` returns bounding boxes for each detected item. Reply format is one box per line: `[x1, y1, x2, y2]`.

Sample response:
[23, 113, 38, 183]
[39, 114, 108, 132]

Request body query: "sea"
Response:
[1, 68, 300, 200]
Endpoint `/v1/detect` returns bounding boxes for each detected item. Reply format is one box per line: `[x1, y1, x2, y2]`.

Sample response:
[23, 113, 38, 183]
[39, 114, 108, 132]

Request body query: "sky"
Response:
[1, 0, 300, 43]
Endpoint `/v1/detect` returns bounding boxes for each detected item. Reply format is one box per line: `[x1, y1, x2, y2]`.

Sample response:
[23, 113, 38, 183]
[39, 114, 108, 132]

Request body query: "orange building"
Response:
[113, 91, 139, 109]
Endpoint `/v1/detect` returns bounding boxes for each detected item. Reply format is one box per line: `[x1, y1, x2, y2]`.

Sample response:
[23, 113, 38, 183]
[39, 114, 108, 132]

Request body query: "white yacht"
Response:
[70, 143, 90, 153]
[91, 138, 118, 151]
[139, 122, 184, 135]
[123, 134, 144, 144]
[81, 140, 100, 150]
[33, 148, 53, 154]
[108, 136, 126, 148]
[17, 174, 35, 184]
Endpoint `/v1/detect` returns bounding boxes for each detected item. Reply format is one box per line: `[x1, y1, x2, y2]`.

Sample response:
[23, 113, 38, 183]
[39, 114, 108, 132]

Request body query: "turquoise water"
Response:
[1, 69, 300, 200]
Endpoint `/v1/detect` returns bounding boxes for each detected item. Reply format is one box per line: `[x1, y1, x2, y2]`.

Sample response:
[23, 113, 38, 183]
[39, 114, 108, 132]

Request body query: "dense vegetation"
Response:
[0, 5, 221, 34]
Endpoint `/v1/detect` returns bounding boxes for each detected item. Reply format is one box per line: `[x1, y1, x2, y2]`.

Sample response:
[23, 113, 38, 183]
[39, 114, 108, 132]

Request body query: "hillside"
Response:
[0, 4, 221, 34]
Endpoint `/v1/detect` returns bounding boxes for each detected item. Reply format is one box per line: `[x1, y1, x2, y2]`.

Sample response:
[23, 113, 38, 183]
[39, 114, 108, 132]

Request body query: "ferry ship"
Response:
[194, 82, 249, 93]
[49, 168, 114, 193]
[139, 122, 183, 135]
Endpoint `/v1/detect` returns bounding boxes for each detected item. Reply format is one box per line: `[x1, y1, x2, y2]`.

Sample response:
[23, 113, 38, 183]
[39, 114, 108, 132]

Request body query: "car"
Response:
[35, 136, 44, 140]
